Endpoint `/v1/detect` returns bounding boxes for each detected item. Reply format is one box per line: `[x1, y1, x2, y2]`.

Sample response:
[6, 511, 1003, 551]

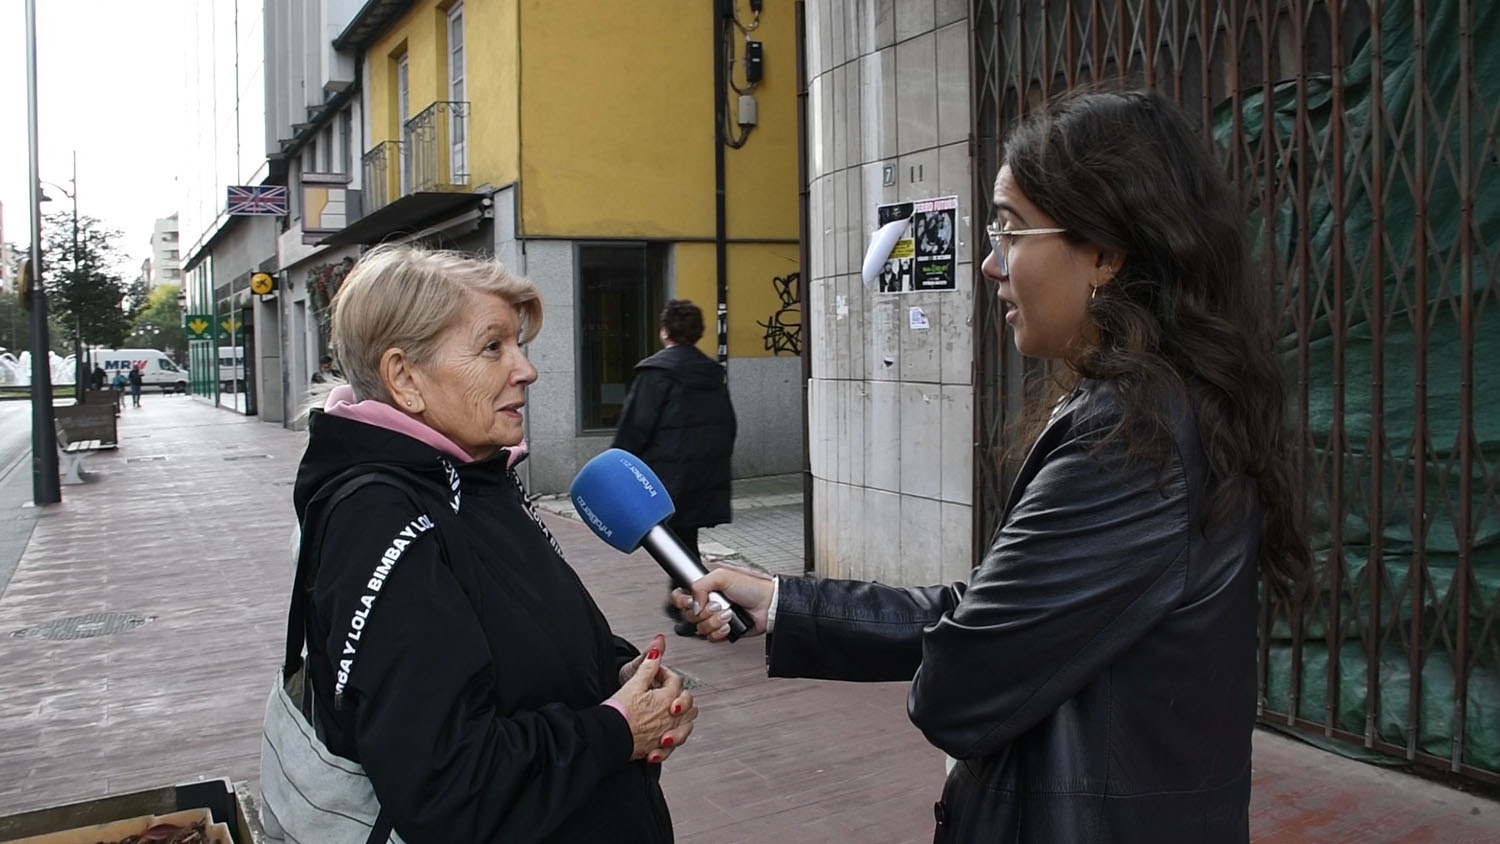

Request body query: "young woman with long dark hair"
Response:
[673, 88, 1311, 843]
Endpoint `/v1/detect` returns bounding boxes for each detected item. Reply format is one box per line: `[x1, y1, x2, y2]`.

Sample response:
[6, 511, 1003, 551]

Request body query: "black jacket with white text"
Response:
[292, 410, 673, 844]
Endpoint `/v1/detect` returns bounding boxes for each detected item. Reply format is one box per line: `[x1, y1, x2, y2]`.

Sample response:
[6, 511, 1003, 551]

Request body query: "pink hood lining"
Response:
[322, 384, 528, 467]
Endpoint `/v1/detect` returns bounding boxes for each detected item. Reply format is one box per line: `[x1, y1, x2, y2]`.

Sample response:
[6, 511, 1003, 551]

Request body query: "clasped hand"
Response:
[614, 634, 697, 764]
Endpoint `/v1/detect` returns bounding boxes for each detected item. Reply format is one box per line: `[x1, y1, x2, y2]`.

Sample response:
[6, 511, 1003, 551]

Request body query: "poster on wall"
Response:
[873, 195, 958, 293]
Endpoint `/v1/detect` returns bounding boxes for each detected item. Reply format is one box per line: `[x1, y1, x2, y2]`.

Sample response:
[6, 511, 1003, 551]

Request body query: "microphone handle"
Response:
[642, 525, 752, 642]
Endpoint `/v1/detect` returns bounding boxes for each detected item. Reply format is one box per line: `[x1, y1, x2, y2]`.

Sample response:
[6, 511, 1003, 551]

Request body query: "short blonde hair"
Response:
[331, 244, 543, 402]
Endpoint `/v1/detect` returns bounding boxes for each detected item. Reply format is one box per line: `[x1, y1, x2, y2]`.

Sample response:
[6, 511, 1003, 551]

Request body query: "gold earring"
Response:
[1091, 285, 1099, 301]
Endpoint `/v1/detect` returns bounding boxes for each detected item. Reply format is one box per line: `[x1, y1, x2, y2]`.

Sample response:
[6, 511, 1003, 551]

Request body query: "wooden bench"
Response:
[81, 388, 122, 416]
[54, 423, 114, 485]
[52, 401, 119, 447]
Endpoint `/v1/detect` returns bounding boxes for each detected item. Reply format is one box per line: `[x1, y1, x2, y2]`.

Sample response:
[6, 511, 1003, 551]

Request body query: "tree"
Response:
[1, 243, 25, 354]
[127, 283, 186, 361]
[40, 212, 137, 352]
[0, 289, 32, 356]
[2, 240, 71, 356]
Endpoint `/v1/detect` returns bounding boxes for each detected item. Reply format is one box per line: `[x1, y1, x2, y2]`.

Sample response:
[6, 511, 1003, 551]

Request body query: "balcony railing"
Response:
[361, 139, 403, 213]
[402, 101, 470, 193]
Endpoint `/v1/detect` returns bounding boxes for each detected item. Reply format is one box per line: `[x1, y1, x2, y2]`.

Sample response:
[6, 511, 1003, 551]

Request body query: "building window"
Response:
[448, 2, 467, 181]
[319, 125, 334, 172]
[396, 54, 410, 123]
[339, 109, 354, 176]
[397, 53, 411, 194]
[578, 243, 667, 431]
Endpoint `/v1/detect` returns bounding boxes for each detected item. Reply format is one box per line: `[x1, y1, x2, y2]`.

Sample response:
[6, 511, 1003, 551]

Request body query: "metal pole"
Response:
[25, 0, 60, 505]
[712, 0, 729, 365]
[794, 0, 813, 576]
[71, 152, 83, 399]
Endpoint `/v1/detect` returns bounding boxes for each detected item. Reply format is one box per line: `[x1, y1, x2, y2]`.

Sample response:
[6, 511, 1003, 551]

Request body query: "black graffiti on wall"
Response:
[758, 271, 802, 355]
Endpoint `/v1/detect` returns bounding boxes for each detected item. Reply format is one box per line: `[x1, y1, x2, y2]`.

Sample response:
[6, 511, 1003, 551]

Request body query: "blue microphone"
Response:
[571, 449, 752, 641]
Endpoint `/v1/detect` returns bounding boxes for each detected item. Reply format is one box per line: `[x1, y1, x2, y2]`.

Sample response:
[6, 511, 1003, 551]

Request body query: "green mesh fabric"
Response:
[1216, 0, 1500, 774]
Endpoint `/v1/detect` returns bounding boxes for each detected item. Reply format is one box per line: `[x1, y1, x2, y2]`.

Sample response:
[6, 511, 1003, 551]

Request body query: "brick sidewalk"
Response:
[0, 396, 1495, 843]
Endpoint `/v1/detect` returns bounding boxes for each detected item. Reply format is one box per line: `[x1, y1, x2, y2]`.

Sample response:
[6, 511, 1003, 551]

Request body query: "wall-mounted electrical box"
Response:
[744, 40, 763, 84]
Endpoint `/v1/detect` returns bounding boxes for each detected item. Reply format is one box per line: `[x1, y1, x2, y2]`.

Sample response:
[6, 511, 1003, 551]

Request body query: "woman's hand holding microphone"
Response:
[669, 564, 776, 641]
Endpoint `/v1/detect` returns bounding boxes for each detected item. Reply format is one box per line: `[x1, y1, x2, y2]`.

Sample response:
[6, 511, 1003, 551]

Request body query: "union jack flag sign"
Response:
[227, 185, 289, 215]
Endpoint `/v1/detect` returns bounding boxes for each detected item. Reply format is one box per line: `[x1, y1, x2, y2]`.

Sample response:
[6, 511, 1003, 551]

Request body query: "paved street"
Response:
[0, 400, 49, 601]
[0, 395, 1496, 842]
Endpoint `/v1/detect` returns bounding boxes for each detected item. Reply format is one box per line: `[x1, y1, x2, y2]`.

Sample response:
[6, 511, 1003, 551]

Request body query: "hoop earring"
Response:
[1091, 285, 1099, 302]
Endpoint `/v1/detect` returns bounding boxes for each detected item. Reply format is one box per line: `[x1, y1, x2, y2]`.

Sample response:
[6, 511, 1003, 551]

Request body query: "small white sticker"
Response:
[836, 294, 849, 319]
[909, 306, 930, 330]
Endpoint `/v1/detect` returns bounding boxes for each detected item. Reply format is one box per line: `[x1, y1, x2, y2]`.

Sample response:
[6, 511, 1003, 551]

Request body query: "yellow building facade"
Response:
[339, 0, 803, 491]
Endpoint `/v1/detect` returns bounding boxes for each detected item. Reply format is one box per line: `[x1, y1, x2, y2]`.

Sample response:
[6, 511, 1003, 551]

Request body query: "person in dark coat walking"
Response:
[126, 366, 143, 407]
[612, 299, 737, 636]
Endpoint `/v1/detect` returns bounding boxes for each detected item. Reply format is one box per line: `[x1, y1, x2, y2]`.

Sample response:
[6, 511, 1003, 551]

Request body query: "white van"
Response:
[218, 346, 246, 391]
[89, 348, 189, 393]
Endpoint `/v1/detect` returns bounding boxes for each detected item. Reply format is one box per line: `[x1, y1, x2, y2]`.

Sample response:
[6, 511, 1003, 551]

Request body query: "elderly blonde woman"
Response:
[266, 245, 694, 844]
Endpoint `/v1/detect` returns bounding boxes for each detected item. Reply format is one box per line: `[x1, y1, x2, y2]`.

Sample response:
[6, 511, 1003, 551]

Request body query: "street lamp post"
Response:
[24, 0, 60, 505]
[41, 153, 83, 399]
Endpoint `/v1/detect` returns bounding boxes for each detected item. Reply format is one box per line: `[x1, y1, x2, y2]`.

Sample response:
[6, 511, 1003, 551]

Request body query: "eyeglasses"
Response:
[985, 221, 1067, 276]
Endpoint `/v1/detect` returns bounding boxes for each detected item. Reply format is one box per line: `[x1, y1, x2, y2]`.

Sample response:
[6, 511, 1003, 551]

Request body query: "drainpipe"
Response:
[512, 191, 532, 492]
[795, 0, 813, 576]
[712, 0, 730, 365]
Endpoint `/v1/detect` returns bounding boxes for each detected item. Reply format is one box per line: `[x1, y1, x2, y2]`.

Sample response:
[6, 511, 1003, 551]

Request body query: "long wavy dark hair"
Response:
[1004, 87, 1311, 604]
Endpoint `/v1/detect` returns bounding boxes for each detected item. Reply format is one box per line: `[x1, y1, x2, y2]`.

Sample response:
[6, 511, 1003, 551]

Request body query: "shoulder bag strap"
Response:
[283, 468, 433, 844]
[282, 469, 420, 686]
[366, 808, 394, 844]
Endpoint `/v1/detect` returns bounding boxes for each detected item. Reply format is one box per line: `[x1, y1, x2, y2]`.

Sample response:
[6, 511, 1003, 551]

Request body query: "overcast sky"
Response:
[0, 0, 187, 277]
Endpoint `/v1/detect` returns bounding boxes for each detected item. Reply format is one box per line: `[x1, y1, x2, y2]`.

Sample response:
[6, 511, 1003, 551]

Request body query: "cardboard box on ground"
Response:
[0, 780, 266, 844]
[0, 808, 231, 844]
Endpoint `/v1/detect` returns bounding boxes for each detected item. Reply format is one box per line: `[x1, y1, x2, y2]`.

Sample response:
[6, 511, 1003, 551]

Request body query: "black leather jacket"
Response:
[767, 384, 1259, 843]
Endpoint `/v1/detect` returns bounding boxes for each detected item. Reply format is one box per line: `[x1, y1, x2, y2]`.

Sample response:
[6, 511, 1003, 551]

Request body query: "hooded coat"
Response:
[612, 344, 736, 528]
[292, 410, 673, 844]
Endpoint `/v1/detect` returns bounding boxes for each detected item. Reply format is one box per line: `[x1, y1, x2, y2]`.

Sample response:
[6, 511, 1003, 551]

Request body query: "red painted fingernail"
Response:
[671, 703, 682, 715]
[646, 648, 661, 660]
[647, 752, 662, 763]
[662, 736, 675, 747]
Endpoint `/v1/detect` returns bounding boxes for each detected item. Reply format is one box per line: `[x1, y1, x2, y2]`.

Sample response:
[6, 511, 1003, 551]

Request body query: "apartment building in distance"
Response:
[147, 214, 182, 289]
